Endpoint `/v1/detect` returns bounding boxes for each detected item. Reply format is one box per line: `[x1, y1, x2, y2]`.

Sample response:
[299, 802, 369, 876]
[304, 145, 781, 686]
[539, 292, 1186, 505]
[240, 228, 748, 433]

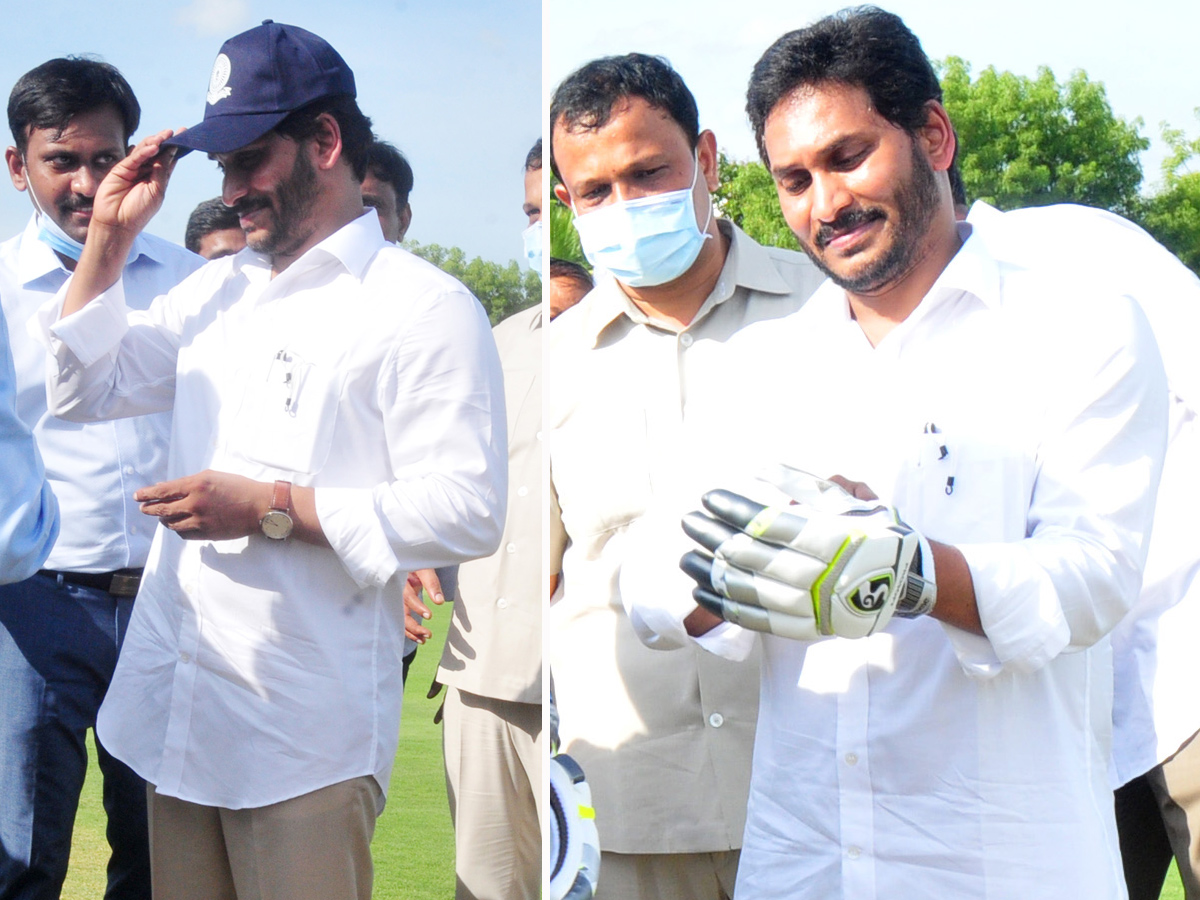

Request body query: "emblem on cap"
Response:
[207, 53, 233, 106]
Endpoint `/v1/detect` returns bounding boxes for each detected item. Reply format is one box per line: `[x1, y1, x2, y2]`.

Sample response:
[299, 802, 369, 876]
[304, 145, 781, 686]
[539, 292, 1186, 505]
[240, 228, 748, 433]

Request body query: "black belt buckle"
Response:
[108, 571, 141, 597]
[38, 568, 143, 597]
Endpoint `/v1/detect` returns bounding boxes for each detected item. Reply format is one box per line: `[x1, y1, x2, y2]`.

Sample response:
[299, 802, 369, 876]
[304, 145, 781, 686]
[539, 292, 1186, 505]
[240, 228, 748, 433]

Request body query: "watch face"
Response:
[261, 510, 294, 540]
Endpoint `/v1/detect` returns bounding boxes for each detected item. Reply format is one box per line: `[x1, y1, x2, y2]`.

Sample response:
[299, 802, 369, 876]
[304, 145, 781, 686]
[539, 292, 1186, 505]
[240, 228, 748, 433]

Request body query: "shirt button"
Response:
[847, 846, 862, 860]
[179, 651, 191, 663]
[123, 465, 135, 475]
[679, 333, 694, 348]
[129, 525, 138, 535]
[845, 752, 858, 766]
[506, 542, 517, 553]
[497, 597, 508, 610]
[536, 431, 544, 441]
[708, 712, 724, 728]
[517, 485, 529, 497]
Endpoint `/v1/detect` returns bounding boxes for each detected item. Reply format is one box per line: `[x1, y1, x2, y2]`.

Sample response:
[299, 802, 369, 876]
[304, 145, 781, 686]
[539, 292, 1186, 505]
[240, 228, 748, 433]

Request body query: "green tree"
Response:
[1137, 115, 1200, 275]
[939, 56, 1148, 215]
[714, 152, 800, 251]
[404, 241, 540, 324]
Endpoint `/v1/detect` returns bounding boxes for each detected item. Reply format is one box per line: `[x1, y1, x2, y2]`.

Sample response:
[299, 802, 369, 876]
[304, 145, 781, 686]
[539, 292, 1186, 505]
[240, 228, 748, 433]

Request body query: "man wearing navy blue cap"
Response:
[35, 21, 507, 900]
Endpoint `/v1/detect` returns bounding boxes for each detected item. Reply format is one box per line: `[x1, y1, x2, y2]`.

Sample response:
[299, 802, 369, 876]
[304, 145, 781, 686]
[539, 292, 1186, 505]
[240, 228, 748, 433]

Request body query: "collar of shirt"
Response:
[515, 303, 542, 332]
[579, 219, 797, 348]
[805, 220, 1001, 352]
[228, 210, 388, 298]
[14, 213, 178, 287]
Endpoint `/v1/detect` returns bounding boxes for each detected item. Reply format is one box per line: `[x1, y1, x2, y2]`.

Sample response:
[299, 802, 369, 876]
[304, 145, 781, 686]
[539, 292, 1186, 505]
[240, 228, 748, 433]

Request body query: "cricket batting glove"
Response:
[548, 752, 600, 900]
[680, 478, 937, 640]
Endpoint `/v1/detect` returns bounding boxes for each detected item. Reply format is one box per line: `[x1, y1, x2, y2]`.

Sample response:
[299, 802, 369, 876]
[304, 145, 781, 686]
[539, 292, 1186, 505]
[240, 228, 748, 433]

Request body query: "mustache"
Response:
[59, 198, 93, 214]
[229, 197, 270, 216]
[814, 207, 885, 250]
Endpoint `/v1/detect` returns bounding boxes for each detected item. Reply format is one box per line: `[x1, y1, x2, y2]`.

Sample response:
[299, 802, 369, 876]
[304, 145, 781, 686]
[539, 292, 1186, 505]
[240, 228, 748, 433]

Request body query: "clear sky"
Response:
[547, 0, 1199, 192]
[0, 0, 540, 265]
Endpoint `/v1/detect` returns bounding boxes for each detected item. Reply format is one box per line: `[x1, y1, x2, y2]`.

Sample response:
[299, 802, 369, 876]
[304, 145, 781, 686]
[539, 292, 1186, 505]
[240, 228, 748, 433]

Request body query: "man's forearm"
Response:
[135, 471, 329, 547]
[925, 541, 983, 636]
[61, 224, 137, 318]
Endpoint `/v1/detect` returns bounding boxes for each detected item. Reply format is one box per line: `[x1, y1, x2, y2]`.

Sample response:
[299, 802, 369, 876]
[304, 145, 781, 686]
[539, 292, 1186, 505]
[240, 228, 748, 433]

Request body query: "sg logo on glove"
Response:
[679, 466, 937, 641]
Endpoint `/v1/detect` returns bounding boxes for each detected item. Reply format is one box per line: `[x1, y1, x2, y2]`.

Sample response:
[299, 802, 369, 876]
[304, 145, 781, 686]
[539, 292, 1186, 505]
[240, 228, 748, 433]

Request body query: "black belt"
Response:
[37, 568, 144, 598]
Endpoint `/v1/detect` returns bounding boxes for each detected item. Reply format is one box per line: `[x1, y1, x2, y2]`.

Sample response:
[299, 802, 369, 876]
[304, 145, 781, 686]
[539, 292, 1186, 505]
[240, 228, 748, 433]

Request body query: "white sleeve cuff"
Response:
[693, 621, 758, 661]
[315, 485, 400, 590]
[42, 277, 131, 367]
[950, 542, 1071, 677]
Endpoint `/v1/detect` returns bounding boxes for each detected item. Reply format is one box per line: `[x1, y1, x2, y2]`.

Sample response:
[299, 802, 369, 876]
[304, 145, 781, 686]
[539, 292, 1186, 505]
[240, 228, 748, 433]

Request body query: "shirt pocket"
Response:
[233, 352, 345, 475]
[898, 431, 1032, 545]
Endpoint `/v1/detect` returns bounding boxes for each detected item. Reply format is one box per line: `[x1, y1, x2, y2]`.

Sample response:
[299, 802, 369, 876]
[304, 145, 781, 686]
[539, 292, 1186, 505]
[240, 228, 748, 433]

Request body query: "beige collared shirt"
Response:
[547, 220, 824, 852]
[439, 303, 542, 703]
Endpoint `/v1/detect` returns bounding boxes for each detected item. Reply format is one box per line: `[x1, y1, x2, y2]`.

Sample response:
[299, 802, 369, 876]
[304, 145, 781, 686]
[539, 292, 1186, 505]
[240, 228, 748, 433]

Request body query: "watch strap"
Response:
[270, 480, 292, 514]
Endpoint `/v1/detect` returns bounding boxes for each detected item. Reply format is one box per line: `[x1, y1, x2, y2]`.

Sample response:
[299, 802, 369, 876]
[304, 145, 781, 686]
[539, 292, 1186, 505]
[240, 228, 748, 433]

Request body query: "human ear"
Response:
[6, 146, 27, 192]
[311, 113, 344, 171]
[697, 130, 720, 193]
[919, 102, 956, 173]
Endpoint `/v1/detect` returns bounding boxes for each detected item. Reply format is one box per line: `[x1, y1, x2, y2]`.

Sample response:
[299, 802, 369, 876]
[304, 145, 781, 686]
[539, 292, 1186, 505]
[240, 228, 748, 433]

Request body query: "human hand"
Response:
[135, 470, 268, 541]
[679, 473, 936, 640]
[403, 568, 446, 644]
[90, 129, 180, 236]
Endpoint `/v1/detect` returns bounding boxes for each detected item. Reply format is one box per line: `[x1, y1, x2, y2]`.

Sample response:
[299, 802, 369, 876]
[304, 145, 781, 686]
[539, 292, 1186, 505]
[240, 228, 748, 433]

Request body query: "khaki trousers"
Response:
[442, 686, 541, 900]
[146, 776, 379, 900]
[596, 850, 740, 900]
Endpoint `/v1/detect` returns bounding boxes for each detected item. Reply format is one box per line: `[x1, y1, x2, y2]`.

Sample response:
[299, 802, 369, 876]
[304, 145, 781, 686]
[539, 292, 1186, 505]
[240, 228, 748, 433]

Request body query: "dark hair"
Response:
[525, 138, 541, 172]
[8, 56, 140, 155]
[549, 53, 699, 180]
[549, 257, 593, 289]
[947, 154, 967, 208]
[365, 139, 414, 207]
[746, 6, 942, 166]
[184, 197, 241, 254]
[275, 93, 374, 181]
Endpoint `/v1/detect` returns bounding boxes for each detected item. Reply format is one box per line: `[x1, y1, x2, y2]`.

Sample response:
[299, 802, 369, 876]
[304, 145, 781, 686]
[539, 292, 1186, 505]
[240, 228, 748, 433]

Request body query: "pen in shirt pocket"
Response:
[267, 349, 303, 415]
[923, 422, 954, 495]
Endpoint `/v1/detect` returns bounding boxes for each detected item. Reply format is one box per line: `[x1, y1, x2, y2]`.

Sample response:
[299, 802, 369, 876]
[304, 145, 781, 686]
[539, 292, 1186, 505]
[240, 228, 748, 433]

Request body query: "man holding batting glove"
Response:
[622, 8, 1169, 900]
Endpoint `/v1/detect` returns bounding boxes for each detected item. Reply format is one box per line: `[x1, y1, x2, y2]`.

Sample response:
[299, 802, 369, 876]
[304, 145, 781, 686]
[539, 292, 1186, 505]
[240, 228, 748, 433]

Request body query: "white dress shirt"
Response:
[39, 212, 507, 809]
[625, 221, 1168, 898]
[0, 309, 57, 583]
[966, 201, 1200, 786]
[0, 215, 202, 571]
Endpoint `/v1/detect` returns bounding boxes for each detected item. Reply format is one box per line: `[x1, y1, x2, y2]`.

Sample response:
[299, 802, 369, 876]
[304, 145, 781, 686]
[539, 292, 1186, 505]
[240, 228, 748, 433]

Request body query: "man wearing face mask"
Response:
[547, 54, 824, 900]
[0, 57, 202, 900]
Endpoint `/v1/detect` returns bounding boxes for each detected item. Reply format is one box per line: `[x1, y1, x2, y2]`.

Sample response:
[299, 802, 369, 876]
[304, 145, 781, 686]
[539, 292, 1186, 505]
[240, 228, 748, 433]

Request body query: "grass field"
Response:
[61, 601, 457, 899]
[57, 599, 1189, 899]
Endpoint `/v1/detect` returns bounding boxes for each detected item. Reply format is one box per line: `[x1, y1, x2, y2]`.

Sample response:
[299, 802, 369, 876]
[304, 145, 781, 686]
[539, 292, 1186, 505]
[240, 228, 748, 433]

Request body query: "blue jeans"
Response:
[0, 573, 149, 900]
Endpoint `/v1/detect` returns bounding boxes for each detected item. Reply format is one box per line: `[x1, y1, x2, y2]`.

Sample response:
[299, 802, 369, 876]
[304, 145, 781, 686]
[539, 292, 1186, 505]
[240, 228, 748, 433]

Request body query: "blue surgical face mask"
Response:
[522, 220, 543, 275]
[23, 158, 86, 261]
[571, 150, 713, 288]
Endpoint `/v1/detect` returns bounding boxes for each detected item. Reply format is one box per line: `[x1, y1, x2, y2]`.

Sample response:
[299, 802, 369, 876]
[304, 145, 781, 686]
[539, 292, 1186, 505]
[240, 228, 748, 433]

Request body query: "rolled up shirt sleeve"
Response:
[945, 293, 1169, 676]
[316, 288, 507, 588]
[0, 313, 58, 582]
[38, 273, 182, 422]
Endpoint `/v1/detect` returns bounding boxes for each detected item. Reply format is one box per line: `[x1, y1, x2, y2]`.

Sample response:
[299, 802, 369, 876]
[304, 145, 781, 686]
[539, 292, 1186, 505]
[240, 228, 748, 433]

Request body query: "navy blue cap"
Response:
[165, 20, 356, 155]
